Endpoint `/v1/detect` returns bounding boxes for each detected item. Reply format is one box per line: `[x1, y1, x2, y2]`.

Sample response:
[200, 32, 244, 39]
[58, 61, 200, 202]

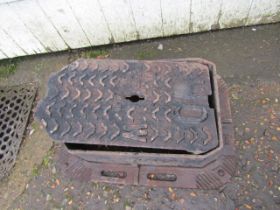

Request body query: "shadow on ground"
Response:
[0, 23, 279, 210]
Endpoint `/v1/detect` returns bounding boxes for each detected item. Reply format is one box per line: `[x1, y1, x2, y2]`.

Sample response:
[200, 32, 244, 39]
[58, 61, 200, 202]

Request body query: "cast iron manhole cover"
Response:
[0, 83, 37, 179]
[36, 58, 236, 189]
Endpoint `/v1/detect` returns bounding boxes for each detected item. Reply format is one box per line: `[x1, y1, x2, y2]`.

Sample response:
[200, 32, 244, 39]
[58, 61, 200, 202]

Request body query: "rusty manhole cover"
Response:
[36, 58, 236, 189]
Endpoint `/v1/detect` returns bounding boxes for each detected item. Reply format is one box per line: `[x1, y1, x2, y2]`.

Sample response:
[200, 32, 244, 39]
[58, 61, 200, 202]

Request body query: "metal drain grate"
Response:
[0, 83, 37, 179]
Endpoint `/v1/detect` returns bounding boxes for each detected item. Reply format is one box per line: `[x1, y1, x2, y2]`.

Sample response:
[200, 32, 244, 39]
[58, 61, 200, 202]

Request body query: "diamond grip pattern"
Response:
[0, 84, 36, 179]
[36, 59, 219, 154]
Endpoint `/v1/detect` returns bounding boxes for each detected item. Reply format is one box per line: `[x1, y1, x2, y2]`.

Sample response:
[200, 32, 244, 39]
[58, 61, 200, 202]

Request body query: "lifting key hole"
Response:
[101, 170, 127, 179]
[125, 95, 144, 102]
[147, 173, 177, 182]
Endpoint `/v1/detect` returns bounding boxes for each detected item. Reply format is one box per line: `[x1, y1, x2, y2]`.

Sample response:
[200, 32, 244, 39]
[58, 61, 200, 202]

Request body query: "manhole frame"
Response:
[38, 58, 236, 189]
[63, 59, 231, 168]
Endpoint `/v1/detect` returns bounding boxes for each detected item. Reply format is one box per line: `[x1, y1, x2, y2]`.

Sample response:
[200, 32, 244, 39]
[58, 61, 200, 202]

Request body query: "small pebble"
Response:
[46, 194, 51, 201]
[29, 128, 35, 136]
[51, 166, 56, 174]
[157, 43, 163, 50]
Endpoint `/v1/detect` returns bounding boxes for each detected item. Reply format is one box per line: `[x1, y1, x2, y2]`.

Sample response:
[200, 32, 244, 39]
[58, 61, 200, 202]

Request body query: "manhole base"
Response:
[57, 145, 236, 189]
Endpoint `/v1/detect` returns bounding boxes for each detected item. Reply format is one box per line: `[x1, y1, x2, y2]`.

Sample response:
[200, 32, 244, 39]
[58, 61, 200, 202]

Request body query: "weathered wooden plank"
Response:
[67, 0, 112, 46]
[247, 0, 280, 25]
[129, 0, 163, 39]
[0, 28, 27, 58]
[98, 0, 137, 43]
[0, 0, 18, 4]
[37, 0, 91, 49]
[190, 0, 222, 32]
[9, 0, 68, 52]
[161, 0, 191, 36]
[0, 3, 45, 54]
[219, 0, 252, 28]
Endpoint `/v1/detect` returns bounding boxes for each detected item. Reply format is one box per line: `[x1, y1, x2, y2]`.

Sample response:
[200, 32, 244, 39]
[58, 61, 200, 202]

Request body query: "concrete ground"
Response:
[0, 23, 279, 210]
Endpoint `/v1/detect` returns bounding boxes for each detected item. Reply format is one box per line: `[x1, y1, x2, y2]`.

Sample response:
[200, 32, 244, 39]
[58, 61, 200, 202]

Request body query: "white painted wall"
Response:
[0, 0, 279, 60]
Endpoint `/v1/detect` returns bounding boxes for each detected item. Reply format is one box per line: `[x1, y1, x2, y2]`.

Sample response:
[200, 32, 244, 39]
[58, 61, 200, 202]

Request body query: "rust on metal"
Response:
[36, 58, 236, 189]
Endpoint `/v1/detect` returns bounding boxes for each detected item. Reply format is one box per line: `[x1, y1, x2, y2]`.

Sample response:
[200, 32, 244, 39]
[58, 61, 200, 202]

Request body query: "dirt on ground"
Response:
[0, 23, 279, 210]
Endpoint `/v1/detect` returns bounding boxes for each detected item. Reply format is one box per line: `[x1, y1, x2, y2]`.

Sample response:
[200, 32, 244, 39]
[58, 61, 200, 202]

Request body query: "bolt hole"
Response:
[125, 95, 144, 102]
